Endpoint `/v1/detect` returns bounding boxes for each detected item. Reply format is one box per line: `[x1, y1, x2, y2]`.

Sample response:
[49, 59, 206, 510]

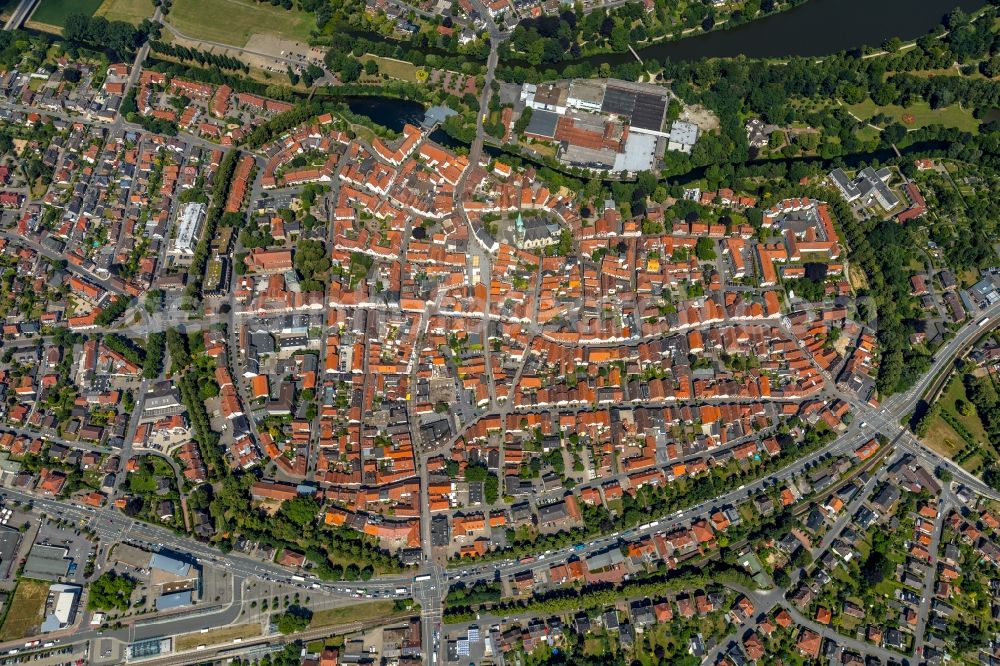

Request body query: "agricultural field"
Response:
[846, 99, 981, 133]
[166, 0, 314, 47]
[0, 579, 50, 641]
[30, 0, 103, 28]
[94, 0, 152, 25]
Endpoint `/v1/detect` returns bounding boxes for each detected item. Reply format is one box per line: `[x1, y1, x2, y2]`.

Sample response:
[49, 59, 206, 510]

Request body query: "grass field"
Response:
[94, 0, 152, 24]
[939, 377, 991, 444]
[306, 637, 345, 653]
[309, 600, 398, 629]
[359, 55, 419, 83]
[0, 579, 50, 641]
[167, 0, 313, 47]
[175, 623, 261, 651]
[923, 372, 997, 475]
[923, 414, 965, 459]
[846, 99, 981, 133]
[31, 0, 103, 27]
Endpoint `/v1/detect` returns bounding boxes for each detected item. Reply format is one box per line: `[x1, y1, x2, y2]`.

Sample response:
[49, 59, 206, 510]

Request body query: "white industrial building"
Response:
[40, 584, 80, 632]
[667, 120, 699, 154]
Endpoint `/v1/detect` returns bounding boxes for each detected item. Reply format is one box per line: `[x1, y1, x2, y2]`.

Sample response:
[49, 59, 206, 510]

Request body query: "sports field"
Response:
[31, 0, 103, 27]
[166, 0, 314, 47]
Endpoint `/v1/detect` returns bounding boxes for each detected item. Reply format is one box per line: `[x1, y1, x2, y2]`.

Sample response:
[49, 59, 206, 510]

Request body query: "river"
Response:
[573, 0, 985, 69]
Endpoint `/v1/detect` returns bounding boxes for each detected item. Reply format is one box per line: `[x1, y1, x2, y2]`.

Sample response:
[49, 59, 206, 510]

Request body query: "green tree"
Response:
[275, 605, 313, 634]
[279, 496, 320, 528]
[695, 237, 716, 260]
[88, 572, 137, 611]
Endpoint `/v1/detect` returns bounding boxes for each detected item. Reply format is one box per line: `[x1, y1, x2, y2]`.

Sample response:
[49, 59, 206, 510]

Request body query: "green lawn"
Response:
[922, 374, 997, 474]
[31, 0, 103, 26]
[95, 0, 153, 24]
[856, 125, 881, 142]
[0, 579, 50, 641]
[923, 415, 965, 459]
[166, 0, 314, 47]
[847, 99, 981, 133]
[309, 600, 400, 629]
[306, 637, 345, 653]
[939, 376, 991, 445]
[359, 55, 420, 84]
[175, 623, 261, 651]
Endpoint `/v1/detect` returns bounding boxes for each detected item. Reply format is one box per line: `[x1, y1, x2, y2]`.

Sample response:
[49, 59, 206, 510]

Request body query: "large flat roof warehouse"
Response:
[600, 82, 668, 131]
[23, 544, 71, 580]
[669, 120, 699, 145]
[668, 120, 700, 153]
[568, 80, 605, 109]
[613, 132, 658, 173]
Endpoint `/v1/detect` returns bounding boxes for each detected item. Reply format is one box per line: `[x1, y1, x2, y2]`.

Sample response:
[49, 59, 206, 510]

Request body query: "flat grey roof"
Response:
[601, 87, 635, 117]
[614, 132, 657, 172]
[669, 121, 699, 145]
[524, 109, 559, 139]
[24, 544, 70, 580]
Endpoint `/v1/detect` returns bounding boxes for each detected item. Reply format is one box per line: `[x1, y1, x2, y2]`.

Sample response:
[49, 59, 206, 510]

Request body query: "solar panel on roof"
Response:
[631, 93, 667, 131]
[601, 87, 636, 116]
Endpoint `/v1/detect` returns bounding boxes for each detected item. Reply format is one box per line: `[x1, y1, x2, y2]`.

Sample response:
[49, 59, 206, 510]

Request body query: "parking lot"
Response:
[34, 521, 96, 584]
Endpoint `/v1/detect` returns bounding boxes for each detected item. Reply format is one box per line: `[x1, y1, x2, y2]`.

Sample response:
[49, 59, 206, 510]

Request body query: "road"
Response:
[913, 498, 947, 658]
[2, 0, 38, 31]
[0, 231, 128, 297]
